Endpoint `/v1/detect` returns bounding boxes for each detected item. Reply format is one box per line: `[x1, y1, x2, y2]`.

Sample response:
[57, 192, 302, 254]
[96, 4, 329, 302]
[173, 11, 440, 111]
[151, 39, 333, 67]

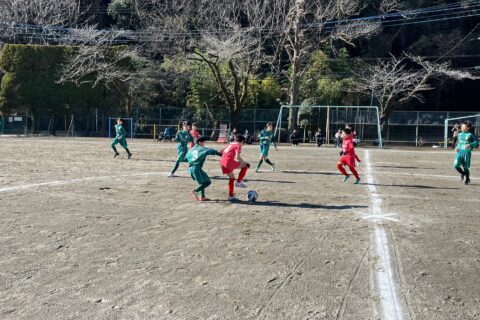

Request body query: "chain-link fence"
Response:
[2, 108, 479, 146]
[132, 107, 281, 140]
[1, 111, 110, 136]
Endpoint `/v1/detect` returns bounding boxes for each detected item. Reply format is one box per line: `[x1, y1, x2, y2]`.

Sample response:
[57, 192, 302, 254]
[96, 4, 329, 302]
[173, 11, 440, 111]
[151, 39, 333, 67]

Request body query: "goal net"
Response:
[274, 105, 383, 147]
[444, 114, 480, 149]
[108, 117, 134, 140]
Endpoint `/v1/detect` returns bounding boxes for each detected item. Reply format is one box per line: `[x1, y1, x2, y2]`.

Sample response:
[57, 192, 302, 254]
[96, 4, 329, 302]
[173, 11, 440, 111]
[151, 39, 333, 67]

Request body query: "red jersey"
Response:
[341, 135, 355, 157]
[189, 129, 201, 139]
[221, 143, 242, 174]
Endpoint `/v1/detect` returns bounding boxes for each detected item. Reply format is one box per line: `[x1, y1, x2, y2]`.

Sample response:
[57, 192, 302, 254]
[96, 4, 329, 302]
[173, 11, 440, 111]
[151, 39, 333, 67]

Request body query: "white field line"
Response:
[0, 171, 187, 194]
[364, 150, 405, 320]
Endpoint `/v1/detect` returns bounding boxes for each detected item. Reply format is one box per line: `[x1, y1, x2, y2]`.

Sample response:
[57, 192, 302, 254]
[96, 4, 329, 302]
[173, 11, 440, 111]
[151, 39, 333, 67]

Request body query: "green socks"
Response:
[171, 161, 180, 174]
[256, 159, 263, 170]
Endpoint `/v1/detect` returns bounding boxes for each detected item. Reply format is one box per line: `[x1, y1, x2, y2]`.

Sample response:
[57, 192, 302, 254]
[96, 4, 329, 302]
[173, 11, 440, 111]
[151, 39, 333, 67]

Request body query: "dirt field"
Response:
[1, 137, 479, 320]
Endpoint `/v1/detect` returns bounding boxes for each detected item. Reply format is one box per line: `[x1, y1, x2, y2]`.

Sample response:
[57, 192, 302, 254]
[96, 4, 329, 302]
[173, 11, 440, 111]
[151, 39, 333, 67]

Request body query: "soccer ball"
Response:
[246, 190, 258, 203]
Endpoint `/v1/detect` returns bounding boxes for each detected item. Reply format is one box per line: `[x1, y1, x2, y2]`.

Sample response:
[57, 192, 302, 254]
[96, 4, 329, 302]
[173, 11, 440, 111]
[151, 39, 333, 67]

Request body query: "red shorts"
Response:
[221, 160, 241, 174]
[339, 155, 355, 168]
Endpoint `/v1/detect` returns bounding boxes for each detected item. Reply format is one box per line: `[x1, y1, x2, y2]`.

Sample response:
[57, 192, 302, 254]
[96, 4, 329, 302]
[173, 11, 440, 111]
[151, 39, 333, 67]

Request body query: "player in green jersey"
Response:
[454, 121, 478, 185]
[169, 121, 194, 177]
[255, 122, 278, 172]
[111, 118, 132, 159]
[187, 137, 222, 201]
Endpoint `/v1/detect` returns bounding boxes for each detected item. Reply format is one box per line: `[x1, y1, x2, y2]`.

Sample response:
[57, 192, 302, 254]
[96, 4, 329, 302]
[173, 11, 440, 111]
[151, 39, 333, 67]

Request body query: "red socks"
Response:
[228, 178, 235, 197]
[238, 167, 248, 182]
[337, 163, 360, 179]
[337, 163, 348, 176]
[349, 166, 360, 179]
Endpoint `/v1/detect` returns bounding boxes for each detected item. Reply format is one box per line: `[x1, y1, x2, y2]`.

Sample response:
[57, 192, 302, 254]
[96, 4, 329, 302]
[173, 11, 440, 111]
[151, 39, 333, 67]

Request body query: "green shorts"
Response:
[189, 166, 211, 185]
[112, 137, 128, 148]
[177, 145, 188, 162]
[455, 151, 471, 169]
[260, 144, 270, 157]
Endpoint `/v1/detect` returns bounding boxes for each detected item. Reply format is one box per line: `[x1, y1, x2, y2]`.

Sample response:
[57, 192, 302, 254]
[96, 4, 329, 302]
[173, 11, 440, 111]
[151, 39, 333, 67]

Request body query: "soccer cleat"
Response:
[228, 196, 238, 202]
[255, 168, 260, 173]
[190, 190, 200, 202]
[270, 163, 276, 172]
[199, 197, 210, 202]
[127, 153, 132, 159]
[354, 178, 361, 184]
[465, 178, 471, 185]
[113, 153, 120, 158]
[460, 174, 465, 182]
[168, 173, 176, 178]
[235, 181, 248, 188]
[343, 175, 350, 183]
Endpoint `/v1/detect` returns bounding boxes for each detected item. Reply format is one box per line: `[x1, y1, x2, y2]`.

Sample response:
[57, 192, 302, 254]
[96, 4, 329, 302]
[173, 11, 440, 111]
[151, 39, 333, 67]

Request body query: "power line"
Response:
[1, 2, 480, 44]
[2, 1, 480, 37]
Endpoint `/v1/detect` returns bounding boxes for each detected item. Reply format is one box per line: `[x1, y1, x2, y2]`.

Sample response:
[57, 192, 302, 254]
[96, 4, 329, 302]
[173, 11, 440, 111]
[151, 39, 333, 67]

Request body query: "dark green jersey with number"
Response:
[187, 145, 221, 167]
[259, 129, 276, 147]
[176, 130, 193, 147]
[115, 124, 127, 139]
[457, 131, 478, 154]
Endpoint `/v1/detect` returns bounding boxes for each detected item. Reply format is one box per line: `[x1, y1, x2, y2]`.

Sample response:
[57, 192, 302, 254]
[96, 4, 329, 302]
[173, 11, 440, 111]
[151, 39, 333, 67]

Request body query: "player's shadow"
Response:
[363, 183, 459, 190]
[252, 201, 367, 210]
[374, 165, 435, 170]
[281, 170, 338, 176]
[134, 159, 177, 163]
[210, 176, 296, 184]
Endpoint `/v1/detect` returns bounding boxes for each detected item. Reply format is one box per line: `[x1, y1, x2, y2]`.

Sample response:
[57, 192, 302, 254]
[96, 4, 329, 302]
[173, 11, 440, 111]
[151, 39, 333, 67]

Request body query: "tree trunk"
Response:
[288, 57, 301, 132]
[380, 111, 393, 141]
[229, 108, 242, 132]
[49, 113, 56, 136]
[204, 104, 220, 140]
[126, 96, 133, 117]
[30, 111, 38, 135]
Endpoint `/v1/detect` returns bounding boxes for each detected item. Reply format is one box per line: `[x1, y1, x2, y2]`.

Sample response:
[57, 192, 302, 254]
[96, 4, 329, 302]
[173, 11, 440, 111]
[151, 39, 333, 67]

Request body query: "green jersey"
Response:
[115, 124, 127, 139]
[176, 130, 193, 147]
[259, 129, 276, 147]
[187, 145, 221, 168]
[457, 131, 478, 153]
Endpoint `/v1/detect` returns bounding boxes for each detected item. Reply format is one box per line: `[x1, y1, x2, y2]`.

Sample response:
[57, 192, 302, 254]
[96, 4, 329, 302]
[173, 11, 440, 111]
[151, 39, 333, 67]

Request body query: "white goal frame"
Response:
[274, 105, 383, 148]
[444, 114, 480, 149]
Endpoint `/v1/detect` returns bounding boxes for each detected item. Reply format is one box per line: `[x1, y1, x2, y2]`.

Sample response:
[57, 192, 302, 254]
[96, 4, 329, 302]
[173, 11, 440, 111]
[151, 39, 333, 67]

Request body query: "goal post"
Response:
[274, 105, 383, 148]
[444, 114, 480, 149]
[108, 117, 134, 140]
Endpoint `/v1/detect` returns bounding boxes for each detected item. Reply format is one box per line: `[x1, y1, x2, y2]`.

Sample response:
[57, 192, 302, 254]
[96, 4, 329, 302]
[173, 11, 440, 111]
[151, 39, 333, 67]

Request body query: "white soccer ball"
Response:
[246, 190, 258, 203]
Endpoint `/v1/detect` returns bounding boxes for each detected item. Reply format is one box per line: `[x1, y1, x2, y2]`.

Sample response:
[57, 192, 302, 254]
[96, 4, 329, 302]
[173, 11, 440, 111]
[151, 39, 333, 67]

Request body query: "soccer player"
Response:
[337, 128, 360, 184]
[111, 118, 132, 159]
[169, 121, 194, 177]
[315, 129, 323, 147]
[189, 122, 201, 148]
[255, 122, 277, 172]
[290, 129, 300, 146]
[187, 137, 222, 202]
[221, 135, 249, 201]
[454, 121, 478, 185]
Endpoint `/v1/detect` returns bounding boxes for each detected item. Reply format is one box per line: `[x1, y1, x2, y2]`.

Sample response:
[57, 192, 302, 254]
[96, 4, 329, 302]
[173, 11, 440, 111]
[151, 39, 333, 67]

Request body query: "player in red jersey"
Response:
[221, 135, 249, 201]
[337, 128, 361, 184]
[189, 122, 201, 148]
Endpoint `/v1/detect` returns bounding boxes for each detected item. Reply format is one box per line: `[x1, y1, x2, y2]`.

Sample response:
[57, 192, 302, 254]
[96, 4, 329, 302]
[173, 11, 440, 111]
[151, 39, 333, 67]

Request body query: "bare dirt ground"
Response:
[0, 137, 479, 320]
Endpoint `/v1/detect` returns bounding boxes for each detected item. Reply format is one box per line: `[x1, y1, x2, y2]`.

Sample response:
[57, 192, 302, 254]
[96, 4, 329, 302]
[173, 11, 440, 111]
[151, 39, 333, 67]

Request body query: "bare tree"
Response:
[135, 0, 279, 128]
[272, 0, 392, 131]
[58, 46, 150, 116]
[352, 53, 479, 136]
[0, 0, 84, 44]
